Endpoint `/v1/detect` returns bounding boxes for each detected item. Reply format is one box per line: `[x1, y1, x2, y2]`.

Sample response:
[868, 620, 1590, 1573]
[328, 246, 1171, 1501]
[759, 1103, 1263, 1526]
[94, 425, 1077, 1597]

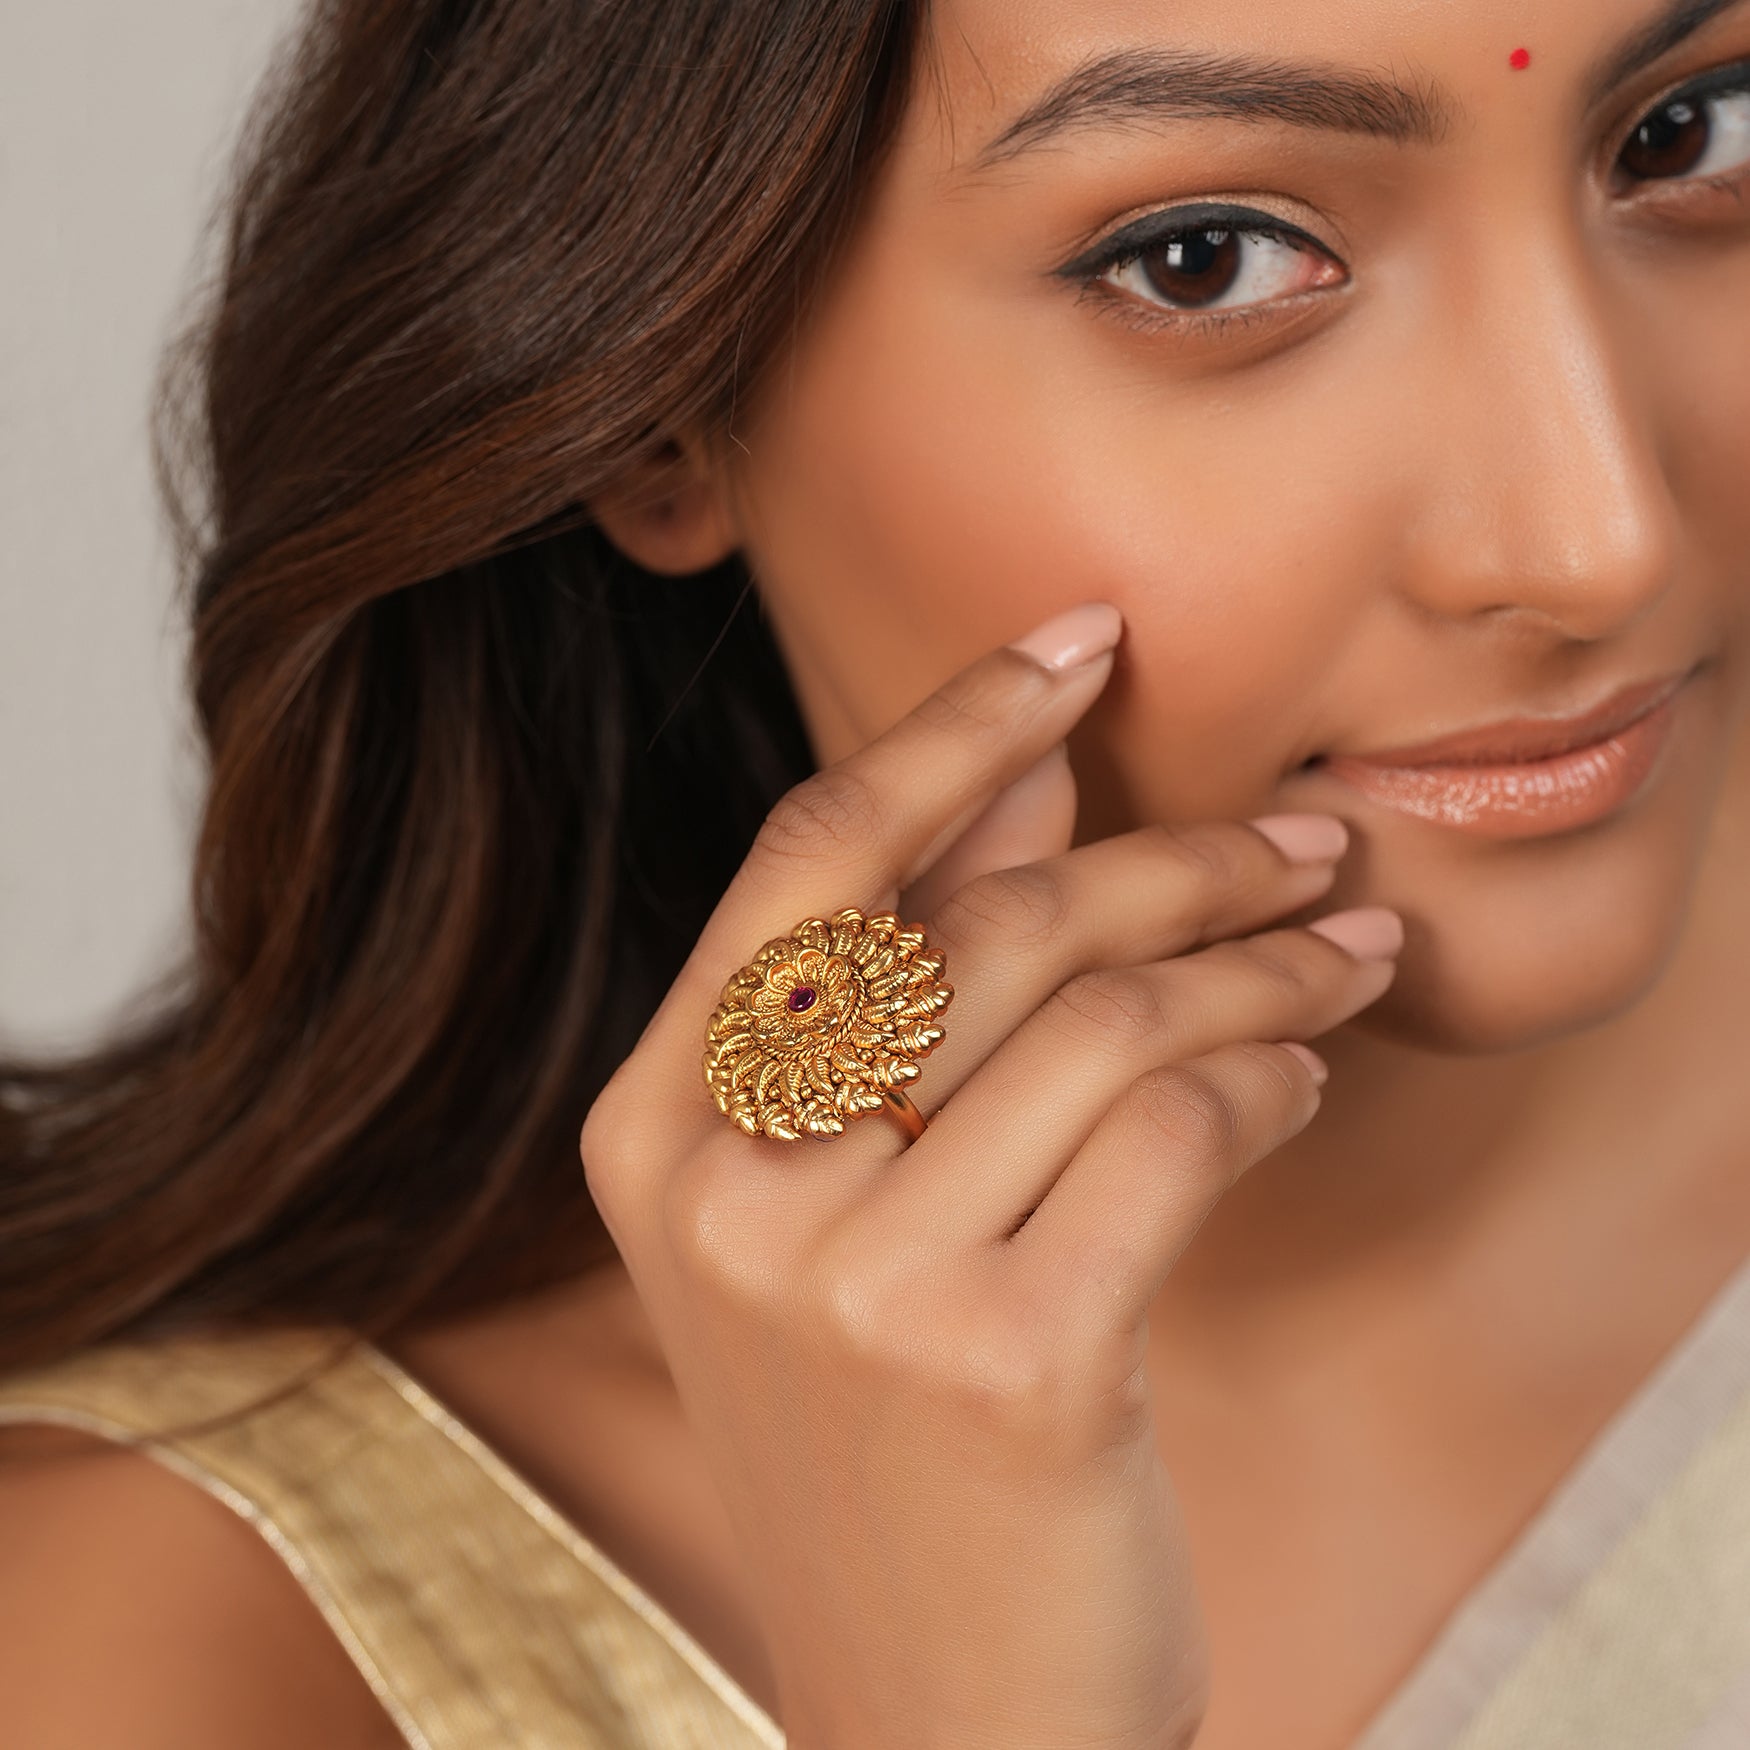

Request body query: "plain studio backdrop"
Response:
[1, 1, 300, 1045]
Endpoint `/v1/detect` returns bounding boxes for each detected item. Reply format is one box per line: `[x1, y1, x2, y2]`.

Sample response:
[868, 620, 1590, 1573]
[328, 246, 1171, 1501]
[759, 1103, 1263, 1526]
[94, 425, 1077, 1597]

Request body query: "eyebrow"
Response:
[1586, 0, 1747, 104]
[969, 51, 1453, 166]
[967, 0, 1748, 171]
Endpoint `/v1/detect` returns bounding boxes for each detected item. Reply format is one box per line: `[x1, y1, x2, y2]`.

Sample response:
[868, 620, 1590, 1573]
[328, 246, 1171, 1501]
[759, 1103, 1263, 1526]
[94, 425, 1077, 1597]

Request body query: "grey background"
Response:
[1, 1, 299, 1044]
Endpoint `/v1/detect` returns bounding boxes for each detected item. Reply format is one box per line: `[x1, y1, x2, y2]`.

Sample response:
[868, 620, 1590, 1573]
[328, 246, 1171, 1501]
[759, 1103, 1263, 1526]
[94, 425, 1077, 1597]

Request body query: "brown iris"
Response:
[1623, 96, 1709, 181]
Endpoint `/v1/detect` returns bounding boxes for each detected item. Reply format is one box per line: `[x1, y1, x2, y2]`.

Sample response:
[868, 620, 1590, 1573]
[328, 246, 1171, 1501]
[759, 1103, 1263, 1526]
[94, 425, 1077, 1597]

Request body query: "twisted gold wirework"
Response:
[702, 907, 954, 1142]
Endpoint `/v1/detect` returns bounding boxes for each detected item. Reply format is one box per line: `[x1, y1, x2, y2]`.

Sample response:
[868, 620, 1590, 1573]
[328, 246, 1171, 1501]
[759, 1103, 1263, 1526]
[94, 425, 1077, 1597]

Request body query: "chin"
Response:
[1335, 824, 1707, 1057]
[1344, 941, 1678, 1057]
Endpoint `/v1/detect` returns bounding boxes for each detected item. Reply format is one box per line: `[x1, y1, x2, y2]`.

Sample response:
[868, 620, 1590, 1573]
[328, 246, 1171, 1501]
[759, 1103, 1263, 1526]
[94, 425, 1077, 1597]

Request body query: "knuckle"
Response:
[1004, 1261, 1160, 1451]
[925, 1305, 1075, 1438]
[1060, 1322, 1156, 1452]
[579, 1074, 643, 1218]
[1094, 1341, 1156, 1439]
[1149, 820, 1244, 891]
[932, 861, 1070, 954]
[658, 1156, 770, 1300]
[1123, 1062, 1244, 1166]
[1049, 967, 1165, 1046]
[657, 1159, 717, 1266]
[910, 662, 1019, 746]
[951, 1330, 1067, 1431]
[809, 1243, 1067, 1428]
[1231, 933, 1324, 996]
[805, 1226, 922, 1372]
[812, 1254, 900, 1370]
[755, 765, 883, 865]
[578, 1096, 624, 1204]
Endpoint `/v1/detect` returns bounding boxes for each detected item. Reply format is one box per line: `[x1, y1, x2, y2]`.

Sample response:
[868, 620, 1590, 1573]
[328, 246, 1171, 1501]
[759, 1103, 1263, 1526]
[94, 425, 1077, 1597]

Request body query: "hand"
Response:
[580, 603, 1401, 1750]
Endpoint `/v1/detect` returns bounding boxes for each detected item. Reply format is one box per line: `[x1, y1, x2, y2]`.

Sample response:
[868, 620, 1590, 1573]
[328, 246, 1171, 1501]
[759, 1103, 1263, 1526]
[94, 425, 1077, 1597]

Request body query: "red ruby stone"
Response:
[787, 986, 817, 1014]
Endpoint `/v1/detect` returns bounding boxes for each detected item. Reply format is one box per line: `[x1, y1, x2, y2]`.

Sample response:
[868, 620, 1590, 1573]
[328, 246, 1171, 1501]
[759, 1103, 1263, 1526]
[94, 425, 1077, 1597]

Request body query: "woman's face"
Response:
[726, 0, 1750, 1056]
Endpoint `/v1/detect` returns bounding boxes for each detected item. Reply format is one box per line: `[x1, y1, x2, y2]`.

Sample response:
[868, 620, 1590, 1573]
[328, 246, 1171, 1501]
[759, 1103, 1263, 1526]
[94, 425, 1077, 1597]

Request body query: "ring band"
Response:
[702, 908, 954, 1142]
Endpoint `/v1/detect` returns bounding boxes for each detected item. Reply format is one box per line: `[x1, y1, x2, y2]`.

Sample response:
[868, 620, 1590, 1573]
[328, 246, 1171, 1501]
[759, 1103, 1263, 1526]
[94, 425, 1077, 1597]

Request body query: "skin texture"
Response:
[4, 1, 1749, 1746]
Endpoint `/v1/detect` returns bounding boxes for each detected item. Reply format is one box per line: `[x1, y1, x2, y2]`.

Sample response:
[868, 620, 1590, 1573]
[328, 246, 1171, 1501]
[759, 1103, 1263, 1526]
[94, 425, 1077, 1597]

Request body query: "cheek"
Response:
[1663, 289, 1750, 644]
[738, 271, 1386, 814]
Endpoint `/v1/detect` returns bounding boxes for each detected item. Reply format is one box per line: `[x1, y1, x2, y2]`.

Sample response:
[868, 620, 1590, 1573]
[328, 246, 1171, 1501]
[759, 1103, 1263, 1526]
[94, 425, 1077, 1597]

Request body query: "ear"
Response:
[587, 436, 741, 576]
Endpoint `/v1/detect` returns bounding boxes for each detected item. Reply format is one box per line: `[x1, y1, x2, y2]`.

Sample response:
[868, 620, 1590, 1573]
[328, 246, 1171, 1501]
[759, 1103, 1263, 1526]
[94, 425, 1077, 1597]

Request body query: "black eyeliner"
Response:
[1664, 53, 1750, 103]
[1055, 201, 1325, 282]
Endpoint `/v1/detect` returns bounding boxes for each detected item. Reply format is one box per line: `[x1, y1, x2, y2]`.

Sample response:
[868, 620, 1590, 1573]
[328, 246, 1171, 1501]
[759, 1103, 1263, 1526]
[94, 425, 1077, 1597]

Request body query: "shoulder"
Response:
[0, 1422, 404, 1749]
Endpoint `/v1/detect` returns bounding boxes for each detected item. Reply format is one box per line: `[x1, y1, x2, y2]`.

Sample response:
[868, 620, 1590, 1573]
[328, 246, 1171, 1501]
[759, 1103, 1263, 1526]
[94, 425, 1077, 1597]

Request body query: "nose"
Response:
[1394, 224, 1679, 643]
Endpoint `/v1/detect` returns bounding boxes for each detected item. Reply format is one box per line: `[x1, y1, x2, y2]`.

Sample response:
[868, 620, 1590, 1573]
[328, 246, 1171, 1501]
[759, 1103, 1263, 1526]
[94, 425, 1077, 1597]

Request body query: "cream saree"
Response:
[3, 1255, 1747, 1749]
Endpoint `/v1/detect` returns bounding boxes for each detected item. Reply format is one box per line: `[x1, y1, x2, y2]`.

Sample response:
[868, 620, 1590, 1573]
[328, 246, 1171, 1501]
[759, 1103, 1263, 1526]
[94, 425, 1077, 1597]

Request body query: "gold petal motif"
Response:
[702, 907, 955, 1141]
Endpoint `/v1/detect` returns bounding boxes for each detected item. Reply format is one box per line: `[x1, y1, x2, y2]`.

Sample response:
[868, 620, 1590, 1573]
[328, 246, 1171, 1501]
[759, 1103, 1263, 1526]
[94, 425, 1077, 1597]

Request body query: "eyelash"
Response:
[1060, 55, 1750, 340]
[1065, 210, 1327, 341]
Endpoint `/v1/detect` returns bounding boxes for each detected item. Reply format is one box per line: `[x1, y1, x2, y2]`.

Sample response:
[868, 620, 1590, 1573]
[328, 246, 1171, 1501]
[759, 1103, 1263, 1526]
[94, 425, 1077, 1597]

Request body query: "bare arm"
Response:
[0, 1425, 403, 1750]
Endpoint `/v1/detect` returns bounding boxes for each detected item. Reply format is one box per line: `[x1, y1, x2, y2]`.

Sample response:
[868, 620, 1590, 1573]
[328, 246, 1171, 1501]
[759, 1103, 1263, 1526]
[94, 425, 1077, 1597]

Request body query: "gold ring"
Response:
[702, 908, 954, 1142]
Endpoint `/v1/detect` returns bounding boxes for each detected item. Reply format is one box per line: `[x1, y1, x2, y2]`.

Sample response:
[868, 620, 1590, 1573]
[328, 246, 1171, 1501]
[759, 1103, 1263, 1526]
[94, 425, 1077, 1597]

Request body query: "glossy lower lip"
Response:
[1314, 682, 1688, 839]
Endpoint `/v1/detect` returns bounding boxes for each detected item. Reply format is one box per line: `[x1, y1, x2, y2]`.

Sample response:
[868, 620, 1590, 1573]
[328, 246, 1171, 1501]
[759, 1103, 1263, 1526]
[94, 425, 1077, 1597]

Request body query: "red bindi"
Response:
[1509, 47, 1532, 69]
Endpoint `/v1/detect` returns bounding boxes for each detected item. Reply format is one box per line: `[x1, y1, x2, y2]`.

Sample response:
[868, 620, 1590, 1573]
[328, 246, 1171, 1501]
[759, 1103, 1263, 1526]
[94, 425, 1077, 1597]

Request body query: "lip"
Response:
[1310, 665, 1700, 839]
[1329, 668, 1694, 768]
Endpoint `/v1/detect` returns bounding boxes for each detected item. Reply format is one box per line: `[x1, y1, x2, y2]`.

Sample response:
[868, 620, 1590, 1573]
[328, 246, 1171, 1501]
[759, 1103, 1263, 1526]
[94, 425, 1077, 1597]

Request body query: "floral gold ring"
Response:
[702, 908, 955, 1143]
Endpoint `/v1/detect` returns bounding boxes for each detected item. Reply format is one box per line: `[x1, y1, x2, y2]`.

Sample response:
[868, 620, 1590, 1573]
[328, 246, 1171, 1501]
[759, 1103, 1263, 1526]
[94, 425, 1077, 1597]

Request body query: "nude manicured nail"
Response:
[1007, 603, 1123, 672]
[1307, 906, 1405, 961]
[1276, 1041, 1330, 1085]
[1248, 813, 1349, 864]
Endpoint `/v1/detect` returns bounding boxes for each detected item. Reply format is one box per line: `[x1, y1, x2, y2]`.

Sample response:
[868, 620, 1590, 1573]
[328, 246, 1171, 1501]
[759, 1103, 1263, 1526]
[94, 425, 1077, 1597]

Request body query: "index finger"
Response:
[649, 602, 1124, 1052]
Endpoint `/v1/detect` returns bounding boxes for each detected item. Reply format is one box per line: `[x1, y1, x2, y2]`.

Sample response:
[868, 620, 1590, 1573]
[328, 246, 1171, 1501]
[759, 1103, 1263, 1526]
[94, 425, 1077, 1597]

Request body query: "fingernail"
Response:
[1247, 813, 1349, 864]
[1008, 603, 1123, 672]
[1307, 906, 1405, 961]
[1276, 1041, 1330, 1085]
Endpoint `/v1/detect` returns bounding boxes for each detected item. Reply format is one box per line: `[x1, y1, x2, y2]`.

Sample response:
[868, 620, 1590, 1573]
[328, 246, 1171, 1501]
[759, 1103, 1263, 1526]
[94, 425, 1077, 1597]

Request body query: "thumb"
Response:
[892, 740, 1077, 923]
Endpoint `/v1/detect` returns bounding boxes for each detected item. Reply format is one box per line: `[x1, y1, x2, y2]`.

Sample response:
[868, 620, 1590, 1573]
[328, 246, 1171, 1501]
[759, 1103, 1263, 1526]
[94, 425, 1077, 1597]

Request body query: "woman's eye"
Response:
[1105, 225, 1339, 320]
[1618, 66, 1750, 186]
[1066, 207, 1344, 331]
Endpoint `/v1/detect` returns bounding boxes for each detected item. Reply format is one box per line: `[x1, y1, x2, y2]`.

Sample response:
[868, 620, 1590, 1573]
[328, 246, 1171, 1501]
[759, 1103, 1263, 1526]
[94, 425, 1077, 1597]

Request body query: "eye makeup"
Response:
[1053, 200, 1332, 288]
[1048, 51, 1750, 339]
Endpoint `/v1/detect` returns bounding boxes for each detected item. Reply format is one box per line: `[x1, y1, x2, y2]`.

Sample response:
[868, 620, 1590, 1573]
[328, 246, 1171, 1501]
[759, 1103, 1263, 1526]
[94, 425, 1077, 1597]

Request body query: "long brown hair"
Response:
[0, 0, 923, 1375]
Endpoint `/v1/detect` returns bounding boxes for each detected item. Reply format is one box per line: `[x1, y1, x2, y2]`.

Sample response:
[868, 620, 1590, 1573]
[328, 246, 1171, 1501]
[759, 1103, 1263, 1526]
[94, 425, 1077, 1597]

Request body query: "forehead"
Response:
[909, 0, 1604, 162]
